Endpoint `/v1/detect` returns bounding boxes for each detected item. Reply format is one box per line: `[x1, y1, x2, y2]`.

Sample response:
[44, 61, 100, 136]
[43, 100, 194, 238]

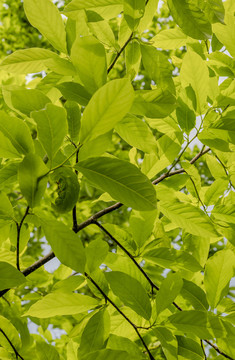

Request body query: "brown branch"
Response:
[16, 206, 30, 271]
[72, 147, 79, 232]
[204, 340, 234, 360]
[0, 328, 24, 360]
[85, 272, 155, 360]
[107, 33, 134, 74]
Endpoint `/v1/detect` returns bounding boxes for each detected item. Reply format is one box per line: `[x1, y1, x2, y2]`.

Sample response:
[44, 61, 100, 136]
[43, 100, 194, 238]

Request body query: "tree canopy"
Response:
[0, 0, 235, 359]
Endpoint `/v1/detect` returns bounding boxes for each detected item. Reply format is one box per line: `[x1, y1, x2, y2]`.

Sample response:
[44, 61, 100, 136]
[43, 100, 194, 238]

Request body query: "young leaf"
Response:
[11, 89, 51, 116]
[152, 27, 188, 50]
[31, 104, 67, 164]
[23, 293, 99, 318]
[78, 132, 112, 162]
[154, 327, 178, 360]
[24, 0, 67, 53]
[18, 154, 48, 208]
[125, 40, 141, 79]
[75, 156, 157, 211]
[0, 111, 34, 155]
[0, 315, 21, 353]
[39, 217, 86, 274]
[156, 273, 183, 316]
[107, 334, 144, 359]
[181, 279, 209, 311]
[213, 15, 235, 58]
[0, 192, 14, 220]
[204, 249, 235, 309]
[71, 35, 107, 94]
[0, 261, 26, 291]
[167, 0, 212, 40]
[123, 0, 146, 30]
[129, 209, 158, 248]
[80, 349, 130, 360]
[64, 101, 81, 142]
[177, 336, 204, 360]
[36, 342, 60, 360]
[85, 239, 109, 273]
[79, 79, 134, 143]
[56, 82, 91, 106]
[105, 271, 152, 320]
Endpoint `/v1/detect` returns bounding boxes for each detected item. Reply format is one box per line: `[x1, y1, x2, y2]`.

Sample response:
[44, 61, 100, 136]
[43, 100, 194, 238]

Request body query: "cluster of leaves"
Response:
[0, 0, 235, 359]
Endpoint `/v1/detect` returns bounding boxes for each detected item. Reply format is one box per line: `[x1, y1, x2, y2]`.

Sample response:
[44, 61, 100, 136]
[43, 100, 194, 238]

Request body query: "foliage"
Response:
[0, 0, 235, 359]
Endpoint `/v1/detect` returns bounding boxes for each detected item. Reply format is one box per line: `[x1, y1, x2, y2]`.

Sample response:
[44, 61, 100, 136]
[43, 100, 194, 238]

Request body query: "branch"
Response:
[107, 33, 134, 74]
[85, 272, 155, 360]
[0, 328, 24, 360]
[16, 206, 29, 271]
[204, 340, 234, 360]
[72, 146, 79, 232]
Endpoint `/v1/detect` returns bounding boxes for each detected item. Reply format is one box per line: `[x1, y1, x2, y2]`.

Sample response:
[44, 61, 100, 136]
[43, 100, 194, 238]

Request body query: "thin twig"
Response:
[107, 33, 134, 74]
[72, 147, 79, 232]
[16, 206, 29, 271]
[85, 273, 155, 360]
[201, 339, 207, 359]
[0, 328, 24, 360]
[204, 340, 234, 360]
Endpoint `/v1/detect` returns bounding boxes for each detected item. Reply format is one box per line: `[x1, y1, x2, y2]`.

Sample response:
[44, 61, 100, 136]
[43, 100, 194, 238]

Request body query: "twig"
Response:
[85, 273, 155, 360]
[201, 340, 207, 359]
[16, 206, 29, 271]
[107, 33, 134, 74]
[72, 147, 79, 232]
[204, 340, 234, 360]
[0, 328, 24, 360]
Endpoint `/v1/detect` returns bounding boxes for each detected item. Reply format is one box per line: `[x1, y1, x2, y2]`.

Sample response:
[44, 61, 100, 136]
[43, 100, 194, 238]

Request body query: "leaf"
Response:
[115, 114, 157, 153]
[24, 0, 67, 53]
[75, 156, 157, 211]
[180, 50, 209, 114]
[156, 273, 183, 316]
[23, 293, 99, 318]
[204, 0, 225, 24]
[0, 48, 56, 74]
[123, 0, 145, 30]
[0, 261, 26, 291]
[159, 200, 218, 238]
[181, 279, 209, 311]
[0, 111, 34, 155]
[36, 342, 60, 360]
[18, 154, 48, 208]
[167, 0, 212, 40]
[204, 250, 235, 309]
[131, 88, 176, 118]
[0, 162, 18, 187]
[0, 133, 21, 159]
[64, 0, 122, 11]
[144, 247, 203, 272]
[78, 132, 112, 162]
[39, 217, 86, 274]
[32, 104, 67, 163]
[71, 35, 107, 94]
[81, 349, 130, 360]
[87, 12, 116, 48]
[107, 334, 144, 360]
[64, 101, 81, 142]
[177, 336, 204, 360]
[79, 79, 134, 143]
[0, 192, 14, 220]
[11, 89, 51, 116]
[125, 40, 141, 80]
[154, 327, 178, 360]
[213, 15, 235, 57]
[85, 239, 109, 273]
[204, 178, 229, 206]
[0, 315, 21, 353]
[79, 309, 110, 356]
[105, 271, 152, 320]
[129, 209, 158, 248]
[152, 27, 188, 50]
[56, 82, 91, 106]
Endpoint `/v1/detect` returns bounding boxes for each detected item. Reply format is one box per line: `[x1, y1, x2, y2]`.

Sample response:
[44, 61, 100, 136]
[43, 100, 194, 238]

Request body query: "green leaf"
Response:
[71, 35, 107, 94]
[0, 111, 34, 155]
[204, 178, 229, 206]
[115, 114, 157, 153]
[180, 50, 209, 114]
[24, 0, 67, 53]
[131, 88, 176, 118]
[64, 0, 122, 11]
[107, 334, 144, 360]
[64, 101, 81, 142]
[0, 162, 18, 188]
[78, 132, 113, 162]
[204, 249, 235, 309]
[32, 104, 67, 163]
[177, 336, 204, 360]
[0, 192, 14, 220]
[39, 217, 86, 274]
[159, 200, 218, 238]
[0, 315, 21, 353]
[75, 156, 157, 211]
[0, 133, 21, 159]
[0, 48, 56, 74]
[23, 292, 99, 318]
[18, 154, 48, 208]
[79, 79, 134, 144]
[180, 279, 209, 311]
[105, 271, 152, 320]
[56, 82, 91, 106]
[167, 0, 212, 40]
[81, 349, 130, 360]
[11, 89, 51, 116]
[36, 342, 60, 360]
[204, 0, 225, 24]
[79, 309, 110, 356]
[85, 239, 109, 273]
[123, 0, 145, 30]
[0, 261, 26, 291]
[144, 247, 203, 272]
[87, 12, 116, 48]
[154, 327, 178, 360]
[152, 27, 188, 50]
[125, 40, 141, 80]
[156, 273, 183, 316]
[129, 209, 158, 248]
[213, 15, 235, 57]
